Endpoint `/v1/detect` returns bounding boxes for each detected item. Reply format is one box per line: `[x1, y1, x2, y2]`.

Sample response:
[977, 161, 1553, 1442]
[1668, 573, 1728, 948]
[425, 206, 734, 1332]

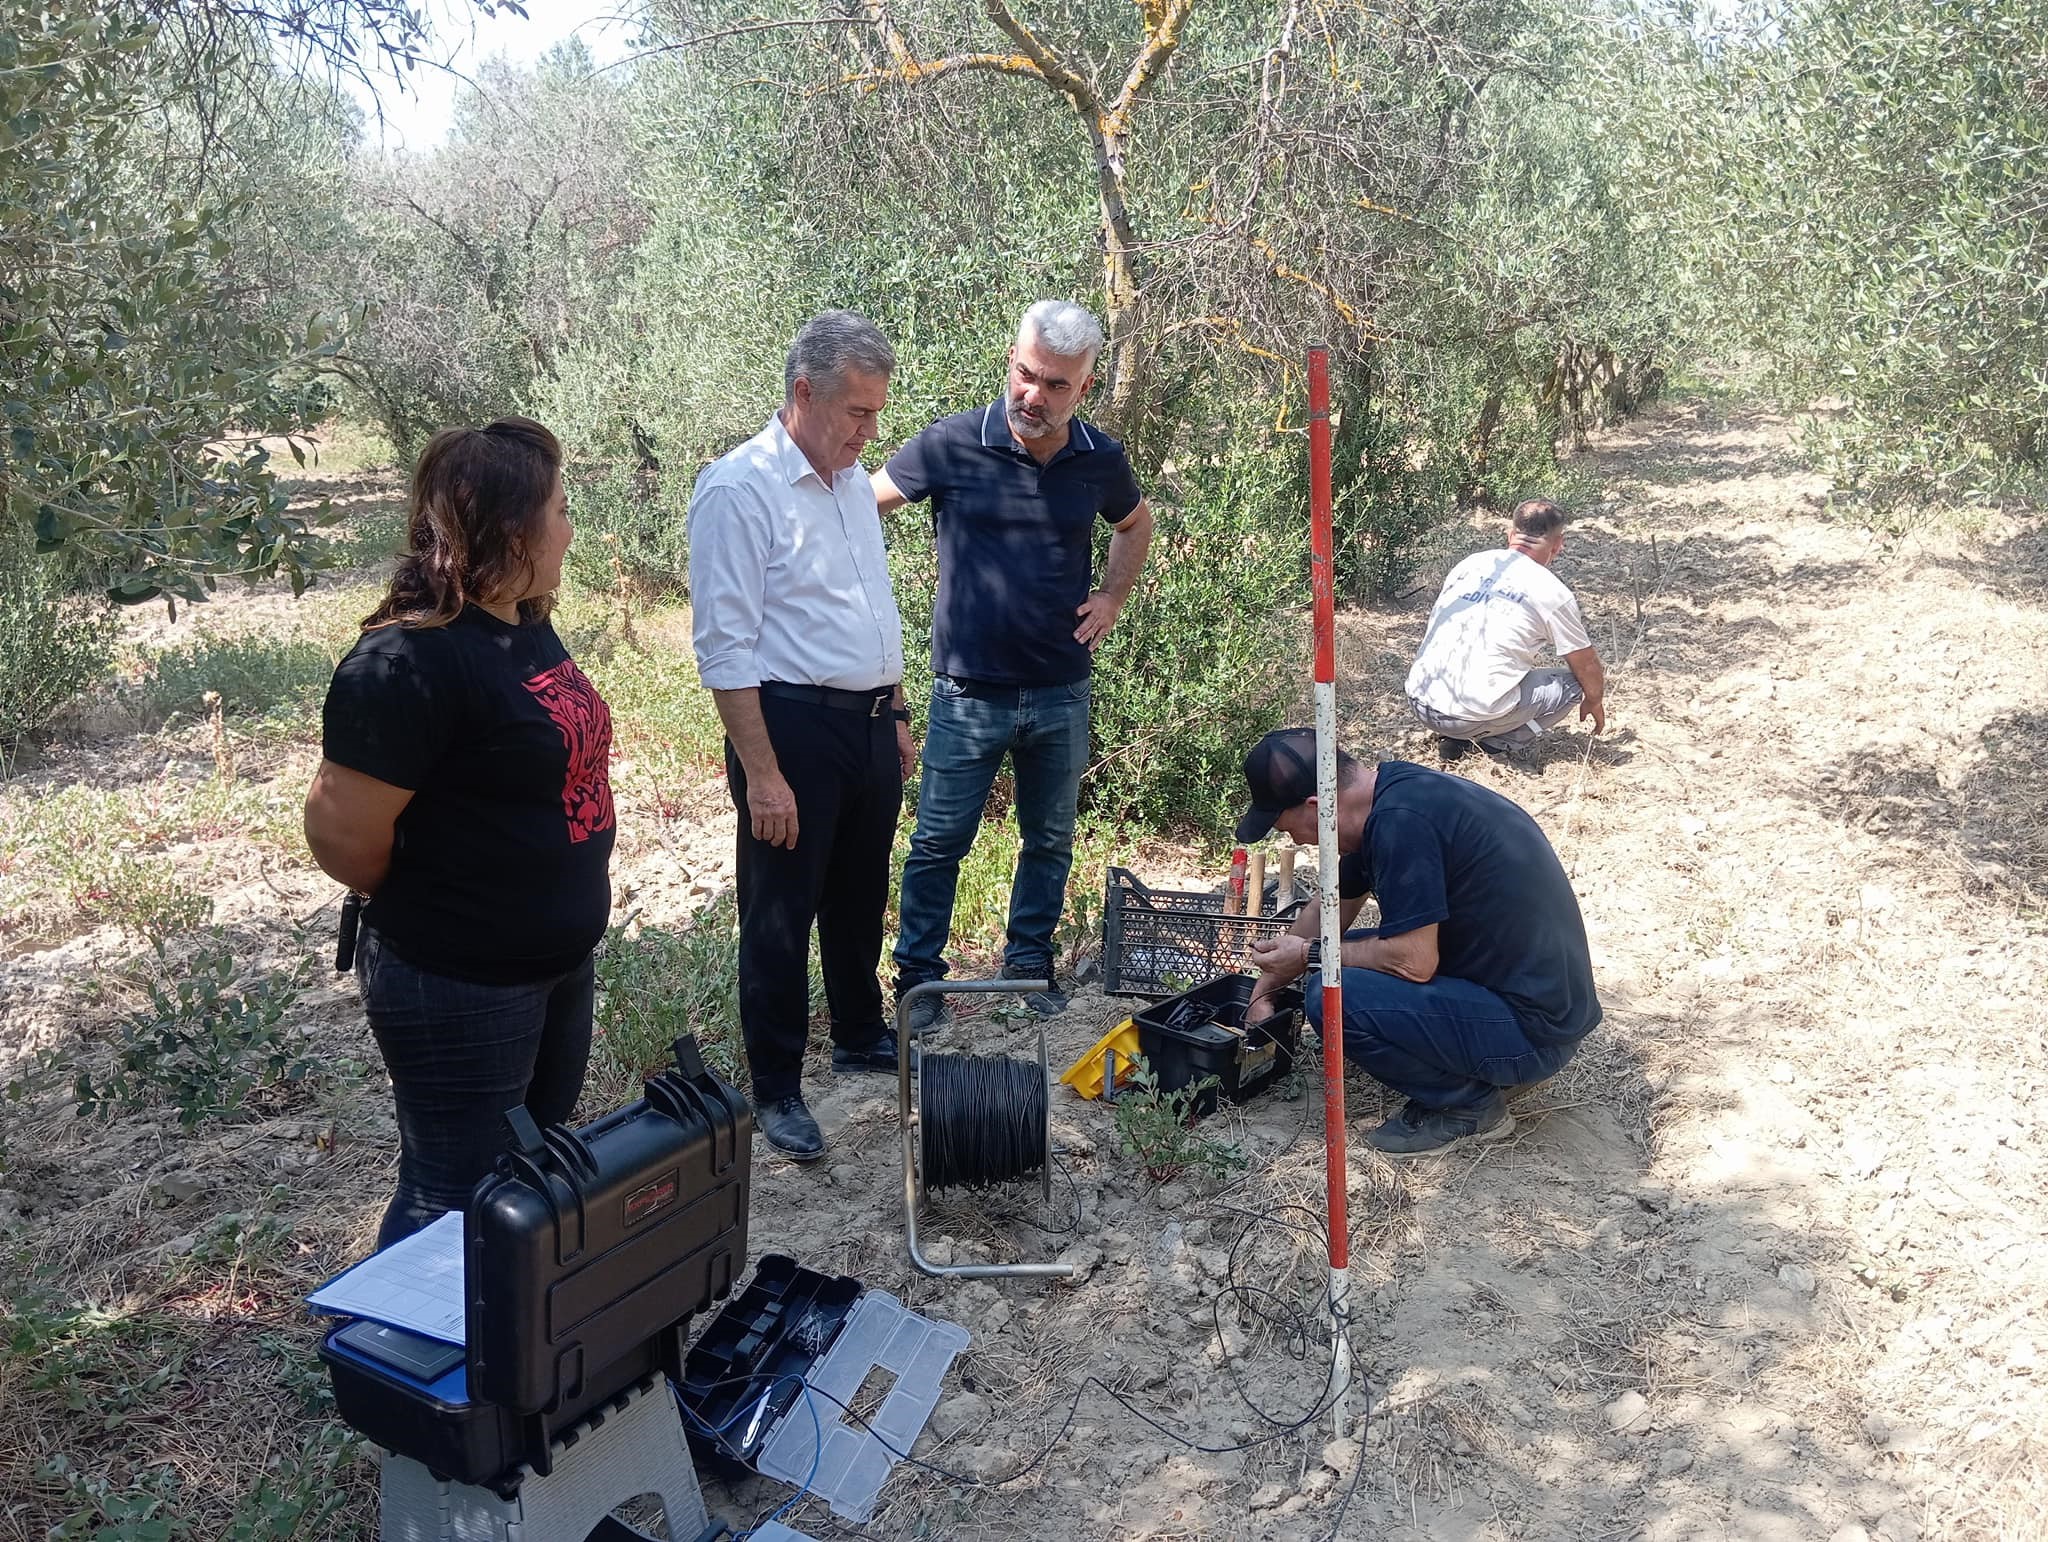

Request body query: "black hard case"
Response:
[320, 1038, 751, 1485]
[467, 1038, 752, 1416]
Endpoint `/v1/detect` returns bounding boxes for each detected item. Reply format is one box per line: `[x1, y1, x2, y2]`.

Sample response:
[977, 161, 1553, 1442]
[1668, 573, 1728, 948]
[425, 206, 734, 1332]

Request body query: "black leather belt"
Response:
[759, 681, 896, 716]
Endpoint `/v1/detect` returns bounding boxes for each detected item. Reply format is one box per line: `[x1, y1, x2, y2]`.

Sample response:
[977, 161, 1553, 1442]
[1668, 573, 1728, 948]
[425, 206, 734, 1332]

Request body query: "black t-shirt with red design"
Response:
[322, 605, 616, 984]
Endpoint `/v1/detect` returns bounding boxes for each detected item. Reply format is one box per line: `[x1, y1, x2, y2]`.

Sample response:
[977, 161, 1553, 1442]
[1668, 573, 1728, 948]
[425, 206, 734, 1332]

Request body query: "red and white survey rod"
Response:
[1307, 343, 1353, 1434]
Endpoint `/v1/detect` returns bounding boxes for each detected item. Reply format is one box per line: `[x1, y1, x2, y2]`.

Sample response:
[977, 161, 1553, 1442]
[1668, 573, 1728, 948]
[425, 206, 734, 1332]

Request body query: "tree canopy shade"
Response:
[0, 0, 509, 604]
[1640, 0, 2048, 504]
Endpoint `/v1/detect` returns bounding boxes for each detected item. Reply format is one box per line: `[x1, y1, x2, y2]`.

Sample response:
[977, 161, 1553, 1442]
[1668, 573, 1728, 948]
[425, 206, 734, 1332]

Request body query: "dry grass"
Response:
[4, 398, 2045, 1539]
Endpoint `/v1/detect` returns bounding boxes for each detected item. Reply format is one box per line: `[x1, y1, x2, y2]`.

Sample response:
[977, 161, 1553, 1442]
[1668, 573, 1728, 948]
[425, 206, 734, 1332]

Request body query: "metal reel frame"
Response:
[896, 979, 1075, 1280]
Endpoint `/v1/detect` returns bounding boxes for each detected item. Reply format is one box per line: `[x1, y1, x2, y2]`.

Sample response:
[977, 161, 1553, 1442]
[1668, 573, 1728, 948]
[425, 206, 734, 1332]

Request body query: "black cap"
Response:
[1235, 727, 1319, 843]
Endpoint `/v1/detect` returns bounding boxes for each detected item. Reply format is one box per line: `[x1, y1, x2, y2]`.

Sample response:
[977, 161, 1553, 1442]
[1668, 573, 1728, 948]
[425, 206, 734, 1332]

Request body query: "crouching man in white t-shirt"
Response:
[1404, 499, 1607, 758]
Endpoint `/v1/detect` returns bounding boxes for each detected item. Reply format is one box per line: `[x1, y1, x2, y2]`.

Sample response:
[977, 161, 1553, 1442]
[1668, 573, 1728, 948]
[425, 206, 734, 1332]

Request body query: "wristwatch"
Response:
[1303, 939, 1323, 974]
[891, 708, 912, 723]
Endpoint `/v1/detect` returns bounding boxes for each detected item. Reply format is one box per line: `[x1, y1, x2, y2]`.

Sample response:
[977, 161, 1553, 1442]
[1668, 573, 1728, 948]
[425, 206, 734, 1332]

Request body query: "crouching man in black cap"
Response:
[1237, 728, 1601, 1158]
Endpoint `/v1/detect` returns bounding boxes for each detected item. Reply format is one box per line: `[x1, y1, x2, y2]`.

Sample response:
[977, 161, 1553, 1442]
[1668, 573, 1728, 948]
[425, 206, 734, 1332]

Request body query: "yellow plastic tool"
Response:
[1059, 1018, 1142, 1100]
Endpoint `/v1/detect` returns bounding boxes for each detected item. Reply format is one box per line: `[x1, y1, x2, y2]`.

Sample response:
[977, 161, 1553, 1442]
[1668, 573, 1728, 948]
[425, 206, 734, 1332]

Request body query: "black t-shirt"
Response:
[884, 402, 1143, 686]
[1338, 762, 1599, 1045]
[322, 606, 616, 984]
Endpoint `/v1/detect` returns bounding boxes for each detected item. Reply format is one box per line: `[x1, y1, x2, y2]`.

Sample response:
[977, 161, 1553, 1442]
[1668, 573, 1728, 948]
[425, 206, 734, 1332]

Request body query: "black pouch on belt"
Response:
[334, 891, 363, 973]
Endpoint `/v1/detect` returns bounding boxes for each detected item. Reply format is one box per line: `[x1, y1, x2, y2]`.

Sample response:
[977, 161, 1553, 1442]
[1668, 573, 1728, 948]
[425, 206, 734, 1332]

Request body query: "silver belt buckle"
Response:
[870, 694, 886, 717]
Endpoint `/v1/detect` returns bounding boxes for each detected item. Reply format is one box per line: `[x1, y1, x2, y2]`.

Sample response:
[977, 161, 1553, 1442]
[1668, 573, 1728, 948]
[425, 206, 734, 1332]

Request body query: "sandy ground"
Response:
[1, 394, 2042, 1540]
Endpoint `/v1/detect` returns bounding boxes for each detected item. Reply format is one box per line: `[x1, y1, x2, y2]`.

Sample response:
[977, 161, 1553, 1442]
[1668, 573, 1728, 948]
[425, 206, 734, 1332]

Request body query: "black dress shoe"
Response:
[831, 1034, 904, 1075]
[755, 1095, 825, 1161]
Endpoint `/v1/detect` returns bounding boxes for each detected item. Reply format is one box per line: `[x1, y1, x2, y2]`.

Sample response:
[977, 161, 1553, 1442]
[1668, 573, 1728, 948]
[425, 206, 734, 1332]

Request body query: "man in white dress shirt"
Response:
[1404, 499, 1608, 759]
[688, 311, 915, 1161]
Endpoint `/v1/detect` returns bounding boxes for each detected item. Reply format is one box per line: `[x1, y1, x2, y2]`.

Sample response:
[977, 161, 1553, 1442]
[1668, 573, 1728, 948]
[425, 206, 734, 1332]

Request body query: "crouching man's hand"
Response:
[1247, 934, 1312, 984]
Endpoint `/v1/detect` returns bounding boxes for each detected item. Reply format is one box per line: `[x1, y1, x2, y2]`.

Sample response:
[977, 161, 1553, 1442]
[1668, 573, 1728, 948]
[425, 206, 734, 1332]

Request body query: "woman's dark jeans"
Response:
[357, 926, 595, 1248]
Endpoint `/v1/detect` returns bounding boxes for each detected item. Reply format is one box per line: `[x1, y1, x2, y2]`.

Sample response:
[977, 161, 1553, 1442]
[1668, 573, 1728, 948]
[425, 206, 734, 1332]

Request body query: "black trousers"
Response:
[357, 926, 594, 1248]
[728, 694, 903, 1103]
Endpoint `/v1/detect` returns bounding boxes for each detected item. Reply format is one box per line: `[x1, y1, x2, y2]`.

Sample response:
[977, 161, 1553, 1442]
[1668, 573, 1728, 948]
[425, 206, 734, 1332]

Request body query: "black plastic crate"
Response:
[1102, 866, 1306, 998]
[1132, 973, 1302, 1117]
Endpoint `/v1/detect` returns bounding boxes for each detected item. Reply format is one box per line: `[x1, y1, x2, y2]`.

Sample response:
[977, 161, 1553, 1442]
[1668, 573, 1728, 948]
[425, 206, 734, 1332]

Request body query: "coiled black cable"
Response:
[919, 1052, 1047, 1191]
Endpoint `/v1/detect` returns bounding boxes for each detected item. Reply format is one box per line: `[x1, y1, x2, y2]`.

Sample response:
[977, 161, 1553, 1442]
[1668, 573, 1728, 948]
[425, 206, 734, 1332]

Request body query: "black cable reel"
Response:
[918, 1052, 1049, 1192]
[895, 980, 1073, 1280]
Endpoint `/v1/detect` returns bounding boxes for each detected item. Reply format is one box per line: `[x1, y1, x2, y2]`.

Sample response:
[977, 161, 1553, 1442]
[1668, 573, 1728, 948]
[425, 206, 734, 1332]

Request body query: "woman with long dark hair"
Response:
[304, 417, 615, 1246]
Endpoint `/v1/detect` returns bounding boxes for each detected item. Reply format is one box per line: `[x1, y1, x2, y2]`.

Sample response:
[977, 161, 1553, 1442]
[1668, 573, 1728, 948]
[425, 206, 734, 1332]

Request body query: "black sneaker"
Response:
[1436, 736, 1472, 762]
[1365, 1091, 1514, 1160]
[831, 1033, 904, 1076]
[1002, 964, 1069, 1017]
[755, 1095, 824, 1161]
[901, 993, 951, 1038]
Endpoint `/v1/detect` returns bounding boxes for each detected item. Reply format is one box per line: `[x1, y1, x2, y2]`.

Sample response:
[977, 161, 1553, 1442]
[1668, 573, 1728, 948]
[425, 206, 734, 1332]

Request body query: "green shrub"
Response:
[142, 632, 336, 724]
[68, 854, 214, 953]
[1082, 427, 1303, 837]
[0, 541, 117, 755]
[75, 942, 315, 1128]
[1112, 1055, 1247, 1186]
[563, 463, 690, 597]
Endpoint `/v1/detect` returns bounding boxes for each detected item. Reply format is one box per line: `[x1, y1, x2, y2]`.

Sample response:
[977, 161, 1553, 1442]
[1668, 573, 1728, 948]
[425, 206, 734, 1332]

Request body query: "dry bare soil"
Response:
[2, 394, 2043, 1541]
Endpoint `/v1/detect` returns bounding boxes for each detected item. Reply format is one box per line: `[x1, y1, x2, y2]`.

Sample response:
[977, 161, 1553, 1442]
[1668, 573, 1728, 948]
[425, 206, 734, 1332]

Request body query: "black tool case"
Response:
[677, 1253, 862, 1477]
[1133, 974, 1302, 1116]
[320, 1037, 752, 1486]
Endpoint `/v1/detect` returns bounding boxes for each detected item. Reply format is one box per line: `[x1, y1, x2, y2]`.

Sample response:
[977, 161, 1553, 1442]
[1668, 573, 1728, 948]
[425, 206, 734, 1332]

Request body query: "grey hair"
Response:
[784, 310, 896, 402]
[1018, 299, 1105, 368]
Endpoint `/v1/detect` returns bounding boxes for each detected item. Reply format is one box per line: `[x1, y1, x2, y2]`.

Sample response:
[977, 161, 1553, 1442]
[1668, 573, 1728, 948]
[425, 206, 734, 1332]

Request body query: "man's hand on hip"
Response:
[1074, 590, 1124, 650]
[747, 771, 800, 849]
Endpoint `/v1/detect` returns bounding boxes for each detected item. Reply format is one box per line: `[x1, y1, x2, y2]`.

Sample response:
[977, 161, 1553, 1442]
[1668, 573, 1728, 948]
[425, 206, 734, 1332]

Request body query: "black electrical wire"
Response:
[919, 1052, 1047, 1192]
[697, 1017, 1382, 1535]
[984, 1147, 1083, 1237]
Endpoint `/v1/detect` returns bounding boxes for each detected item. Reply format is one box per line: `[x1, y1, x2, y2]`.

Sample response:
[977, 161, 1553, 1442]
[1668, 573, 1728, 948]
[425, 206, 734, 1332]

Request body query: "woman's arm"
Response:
[304, 759, 416, 895]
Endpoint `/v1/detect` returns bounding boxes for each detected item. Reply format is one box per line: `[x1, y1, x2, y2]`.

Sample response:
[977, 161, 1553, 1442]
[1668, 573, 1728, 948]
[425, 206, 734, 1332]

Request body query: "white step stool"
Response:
[377, 1377, 709, 1542]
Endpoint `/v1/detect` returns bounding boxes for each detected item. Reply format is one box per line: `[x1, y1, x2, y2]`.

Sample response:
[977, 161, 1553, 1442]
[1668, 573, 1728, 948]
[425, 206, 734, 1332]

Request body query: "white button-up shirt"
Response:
[687, 412, 905, 693]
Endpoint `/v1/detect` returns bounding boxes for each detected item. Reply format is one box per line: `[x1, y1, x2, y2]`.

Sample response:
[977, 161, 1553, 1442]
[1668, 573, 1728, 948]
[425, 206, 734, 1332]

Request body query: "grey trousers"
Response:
[1409, 667, 1584, 750]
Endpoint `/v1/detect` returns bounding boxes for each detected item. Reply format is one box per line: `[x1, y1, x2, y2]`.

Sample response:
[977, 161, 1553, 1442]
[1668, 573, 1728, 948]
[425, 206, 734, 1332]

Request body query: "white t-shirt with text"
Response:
[1404, 548, 1591, 721]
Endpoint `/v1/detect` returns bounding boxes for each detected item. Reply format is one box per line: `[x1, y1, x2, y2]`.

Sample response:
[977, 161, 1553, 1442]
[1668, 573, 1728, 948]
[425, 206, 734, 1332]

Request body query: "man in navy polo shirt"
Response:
[874, 300, 1155, 1032]
[1235, 728, 1602, 1158]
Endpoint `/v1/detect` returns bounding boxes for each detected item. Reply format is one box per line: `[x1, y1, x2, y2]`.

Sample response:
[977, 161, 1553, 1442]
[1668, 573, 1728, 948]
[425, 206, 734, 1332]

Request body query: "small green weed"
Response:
[188, 1194, 298, 1272]
[38, 1459, 187, 1542]
[257, 1332, 337, 1418]
[68, 850, 213, 951]
[1112, 1055, 1249, 1186]
[5, 1283, 202, 1434]
[76, 942, 315, 1128]
[3, 779, 307, 946]
[221, 1423, 360, 1540]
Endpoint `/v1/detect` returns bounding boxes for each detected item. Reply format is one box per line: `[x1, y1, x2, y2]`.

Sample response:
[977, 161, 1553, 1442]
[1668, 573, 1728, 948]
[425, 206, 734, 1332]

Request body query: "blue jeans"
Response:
[1304, 964, 1581, 1114]
[894, 675, 1090, 991]
[357, 927, 594, 1247]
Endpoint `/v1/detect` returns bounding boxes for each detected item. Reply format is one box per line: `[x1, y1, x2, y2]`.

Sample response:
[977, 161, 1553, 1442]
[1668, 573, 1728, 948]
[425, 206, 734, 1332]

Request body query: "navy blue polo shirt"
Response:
[1336, 762, 1601, 1046]
[885, 402, 1143, 686]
